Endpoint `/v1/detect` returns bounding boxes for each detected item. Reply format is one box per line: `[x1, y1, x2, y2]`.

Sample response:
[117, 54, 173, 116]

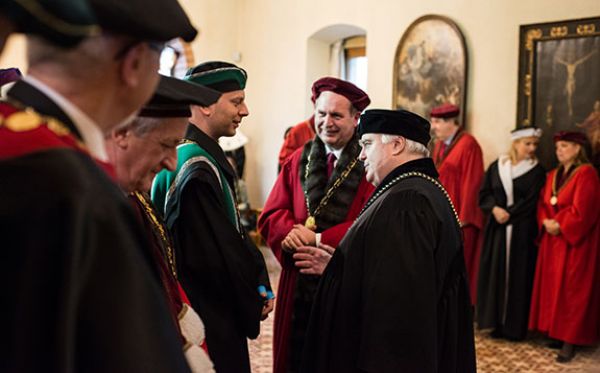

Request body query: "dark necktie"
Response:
[327, 153, 337, 179]
[437, 141, 447, 164]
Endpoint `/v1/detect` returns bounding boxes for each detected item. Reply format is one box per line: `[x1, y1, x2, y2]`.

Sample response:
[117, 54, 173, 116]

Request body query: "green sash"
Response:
[151, 141, 241, 232]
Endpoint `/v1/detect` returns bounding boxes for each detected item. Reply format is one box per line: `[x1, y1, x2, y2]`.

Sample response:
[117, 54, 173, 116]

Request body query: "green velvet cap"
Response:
[184, 61, 247, 93]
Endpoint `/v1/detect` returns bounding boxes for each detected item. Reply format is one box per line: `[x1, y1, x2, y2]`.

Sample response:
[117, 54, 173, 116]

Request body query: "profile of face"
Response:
[555, 140, 581, 166]
[359, 133, 396, 186]
[314, 91, 360, 150]
[513, 136, 539, 161]
[210, 90, 249, 137]
[112, 117, 188, 192]
[430, 117, 458, 142]
[117, 41, 163, 126]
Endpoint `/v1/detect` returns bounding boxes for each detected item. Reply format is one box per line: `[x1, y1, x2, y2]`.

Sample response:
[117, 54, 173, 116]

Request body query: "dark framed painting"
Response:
[517, 17, 600, 170]
[393, 15, 468, 127]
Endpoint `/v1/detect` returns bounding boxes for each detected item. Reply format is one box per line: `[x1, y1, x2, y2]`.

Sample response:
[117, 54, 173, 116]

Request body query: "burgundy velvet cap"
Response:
[311, 77, 370, 111]
[553, 131, 589, 146]
[430, 103, 460, 119]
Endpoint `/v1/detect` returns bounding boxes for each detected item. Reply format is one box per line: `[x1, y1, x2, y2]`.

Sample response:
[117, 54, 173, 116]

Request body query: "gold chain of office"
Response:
[303, 154, 359, 231]
[356, 171, 461, 228]
[133, 191, 178, 279]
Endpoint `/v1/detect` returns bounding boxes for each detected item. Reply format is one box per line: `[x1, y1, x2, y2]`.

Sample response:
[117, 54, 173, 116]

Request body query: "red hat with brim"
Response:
[553, 131, 589, 146]
[430, 103, 460, 119]
[311, 77, 370, 112]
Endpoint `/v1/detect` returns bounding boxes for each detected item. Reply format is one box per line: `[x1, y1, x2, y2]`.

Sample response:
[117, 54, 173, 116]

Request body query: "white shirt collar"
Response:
[324, 144, 344, 160]
[444, 131, 456, 146]
[23, 75, 108, 162]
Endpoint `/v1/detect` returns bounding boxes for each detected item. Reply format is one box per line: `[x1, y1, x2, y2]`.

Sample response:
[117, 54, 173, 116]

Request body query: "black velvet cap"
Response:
[2, 0, 99, 46]
[358, 109, 431, 147]
[89, 0, 197, 42]
[139, 75, 221, 118]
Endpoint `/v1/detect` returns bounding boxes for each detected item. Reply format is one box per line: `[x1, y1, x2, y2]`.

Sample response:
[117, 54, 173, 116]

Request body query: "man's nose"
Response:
[239, 102, 249, 117]
[162, 151, 178, 171]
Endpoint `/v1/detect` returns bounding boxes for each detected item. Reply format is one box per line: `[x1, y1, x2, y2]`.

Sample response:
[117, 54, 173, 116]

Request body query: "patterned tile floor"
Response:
[249, 248, 600, 372]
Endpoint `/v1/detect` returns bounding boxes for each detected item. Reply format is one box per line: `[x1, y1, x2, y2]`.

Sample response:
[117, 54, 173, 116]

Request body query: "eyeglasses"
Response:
[114, 40, 165, 60]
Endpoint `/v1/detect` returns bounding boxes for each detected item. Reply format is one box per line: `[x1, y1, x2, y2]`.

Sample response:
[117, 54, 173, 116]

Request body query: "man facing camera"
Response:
[301, 109, 476, 373]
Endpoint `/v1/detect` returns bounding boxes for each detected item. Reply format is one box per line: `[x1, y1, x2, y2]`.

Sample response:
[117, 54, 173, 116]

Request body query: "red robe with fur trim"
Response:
[432, 131, 484, 304]
[529, 164, 600, 345]
[259, 146, 374, 373]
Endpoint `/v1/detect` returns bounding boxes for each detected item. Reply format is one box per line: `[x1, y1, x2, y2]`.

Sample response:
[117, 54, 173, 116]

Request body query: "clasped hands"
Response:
[542, 218, 560, 236]
[492, 206, 510, 224]
[281, 224, 335, 275]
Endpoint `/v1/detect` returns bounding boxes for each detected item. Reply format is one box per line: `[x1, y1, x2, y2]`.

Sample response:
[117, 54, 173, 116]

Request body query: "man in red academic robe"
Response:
[278, 116, 315, 169]
[430, 103, 484, 304]
[259, 77, 374, 373]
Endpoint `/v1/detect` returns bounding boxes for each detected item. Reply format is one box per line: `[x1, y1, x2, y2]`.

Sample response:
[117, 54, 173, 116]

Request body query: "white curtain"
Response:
[329, 40, 345, 78]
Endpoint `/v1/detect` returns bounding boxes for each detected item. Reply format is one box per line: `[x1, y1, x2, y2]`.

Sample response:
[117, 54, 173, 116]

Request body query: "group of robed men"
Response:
[261, 77, 479, 373]
[0, 0, 479, 371]
[0, 0, 275, 372]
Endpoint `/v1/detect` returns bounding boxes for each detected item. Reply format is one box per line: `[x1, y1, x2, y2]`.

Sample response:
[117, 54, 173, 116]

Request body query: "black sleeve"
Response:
[479, 162, 498, 213]
[0, 150, 190, 373]
[170, 164, 264, 339]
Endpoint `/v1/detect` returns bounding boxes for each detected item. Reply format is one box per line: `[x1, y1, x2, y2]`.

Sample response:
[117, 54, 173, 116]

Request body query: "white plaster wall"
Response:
[1, 0, 598, 207]
[234, 0, 600, 206]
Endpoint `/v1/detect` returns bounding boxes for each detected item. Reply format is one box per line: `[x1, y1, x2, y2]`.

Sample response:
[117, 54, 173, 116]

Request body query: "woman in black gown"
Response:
[477, 126, 546, 340]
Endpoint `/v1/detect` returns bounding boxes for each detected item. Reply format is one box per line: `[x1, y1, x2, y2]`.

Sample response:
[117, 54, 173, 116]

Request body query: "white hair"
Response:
[380, 134, 430, 157]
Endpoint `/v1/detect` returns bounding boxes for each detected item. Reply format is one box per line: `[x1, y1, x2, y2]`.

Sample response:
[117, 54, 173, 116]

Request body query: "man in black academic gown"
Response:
[300, 109, 476, 373]
[0, 0, 198, 372]
[152, 62, 273, 373]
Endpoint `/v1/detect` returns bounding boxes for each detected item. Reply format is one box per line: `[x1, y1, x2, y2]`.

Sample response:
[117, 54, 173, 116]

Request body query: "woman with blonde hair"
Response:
[529, 131, 600, 362]
[477, 126, 546, 340]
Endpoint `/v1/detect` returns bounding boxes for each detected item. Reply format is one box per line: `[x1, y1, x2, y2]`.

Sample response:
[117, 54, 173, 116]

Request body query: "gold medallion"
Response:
[305, 215, 316, 231]
[4, 111, 43, 132]
[550, 195, 558, 206]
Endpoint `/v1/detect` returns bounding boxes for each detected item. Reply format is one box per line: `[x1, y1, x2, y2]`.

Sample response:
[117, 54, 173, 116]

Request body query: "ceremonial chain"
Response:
[355, 171, 461, 227]
[303, 154, 359, 230]
[133, 191, 178, 279]
[549, 164, 579, 206]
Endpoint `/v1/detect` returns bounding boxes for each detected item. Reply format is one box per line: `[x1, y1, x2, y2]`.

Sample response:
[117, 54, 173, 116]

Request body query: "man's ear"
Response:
[118, 42, 146, 87]
[111, 126, 131, 149]
[353, 111, 361, 124]
[391, 136, 406, 156]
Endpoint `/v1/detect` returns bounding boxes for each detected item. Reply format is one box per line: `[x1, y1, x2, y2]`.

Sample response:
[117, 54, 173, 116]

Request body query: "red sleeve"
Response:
[554, 166, 600, 246]
[258, 158, 298, 262]
[278, 121, 313, 167]
[537, 170, 554, 226]
[458, 137, 484, 229]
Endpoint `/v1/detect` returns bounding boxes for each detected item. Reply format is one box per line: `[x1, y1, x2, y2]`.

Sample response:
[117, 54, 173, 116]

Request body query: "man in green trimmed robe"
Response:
[152, 61, 273, 373]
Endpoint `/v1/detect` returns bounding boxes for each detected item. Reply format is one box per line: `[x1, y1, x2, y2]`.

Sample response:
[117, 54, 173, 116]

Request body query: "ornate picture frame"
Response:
[393, 15, 468, 127]
[517, 17, 600, 169]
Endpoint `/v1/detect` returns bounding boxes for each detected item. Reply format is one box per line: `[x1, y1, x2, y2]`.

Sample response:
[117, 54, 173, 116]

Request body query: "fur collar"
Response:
[299, 135, 364, 231]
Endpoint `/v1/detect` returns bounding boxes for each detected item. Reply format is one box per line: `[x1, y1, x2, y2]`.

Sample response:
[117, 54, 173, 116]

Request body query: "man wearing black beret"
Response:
[106, 75, 221, 373]
[0, 0, 198, 371]
[301, 109, 476, 373]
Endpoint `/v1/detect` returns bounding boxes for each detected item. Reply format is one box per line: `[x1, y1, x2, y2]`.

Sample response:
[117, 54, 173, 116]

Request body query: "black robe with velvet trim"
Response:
[162, 126, 270, 373]
[301, 158, 476, 373]
[0, 88, 189, 372]
[476, 160, 546, 340]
